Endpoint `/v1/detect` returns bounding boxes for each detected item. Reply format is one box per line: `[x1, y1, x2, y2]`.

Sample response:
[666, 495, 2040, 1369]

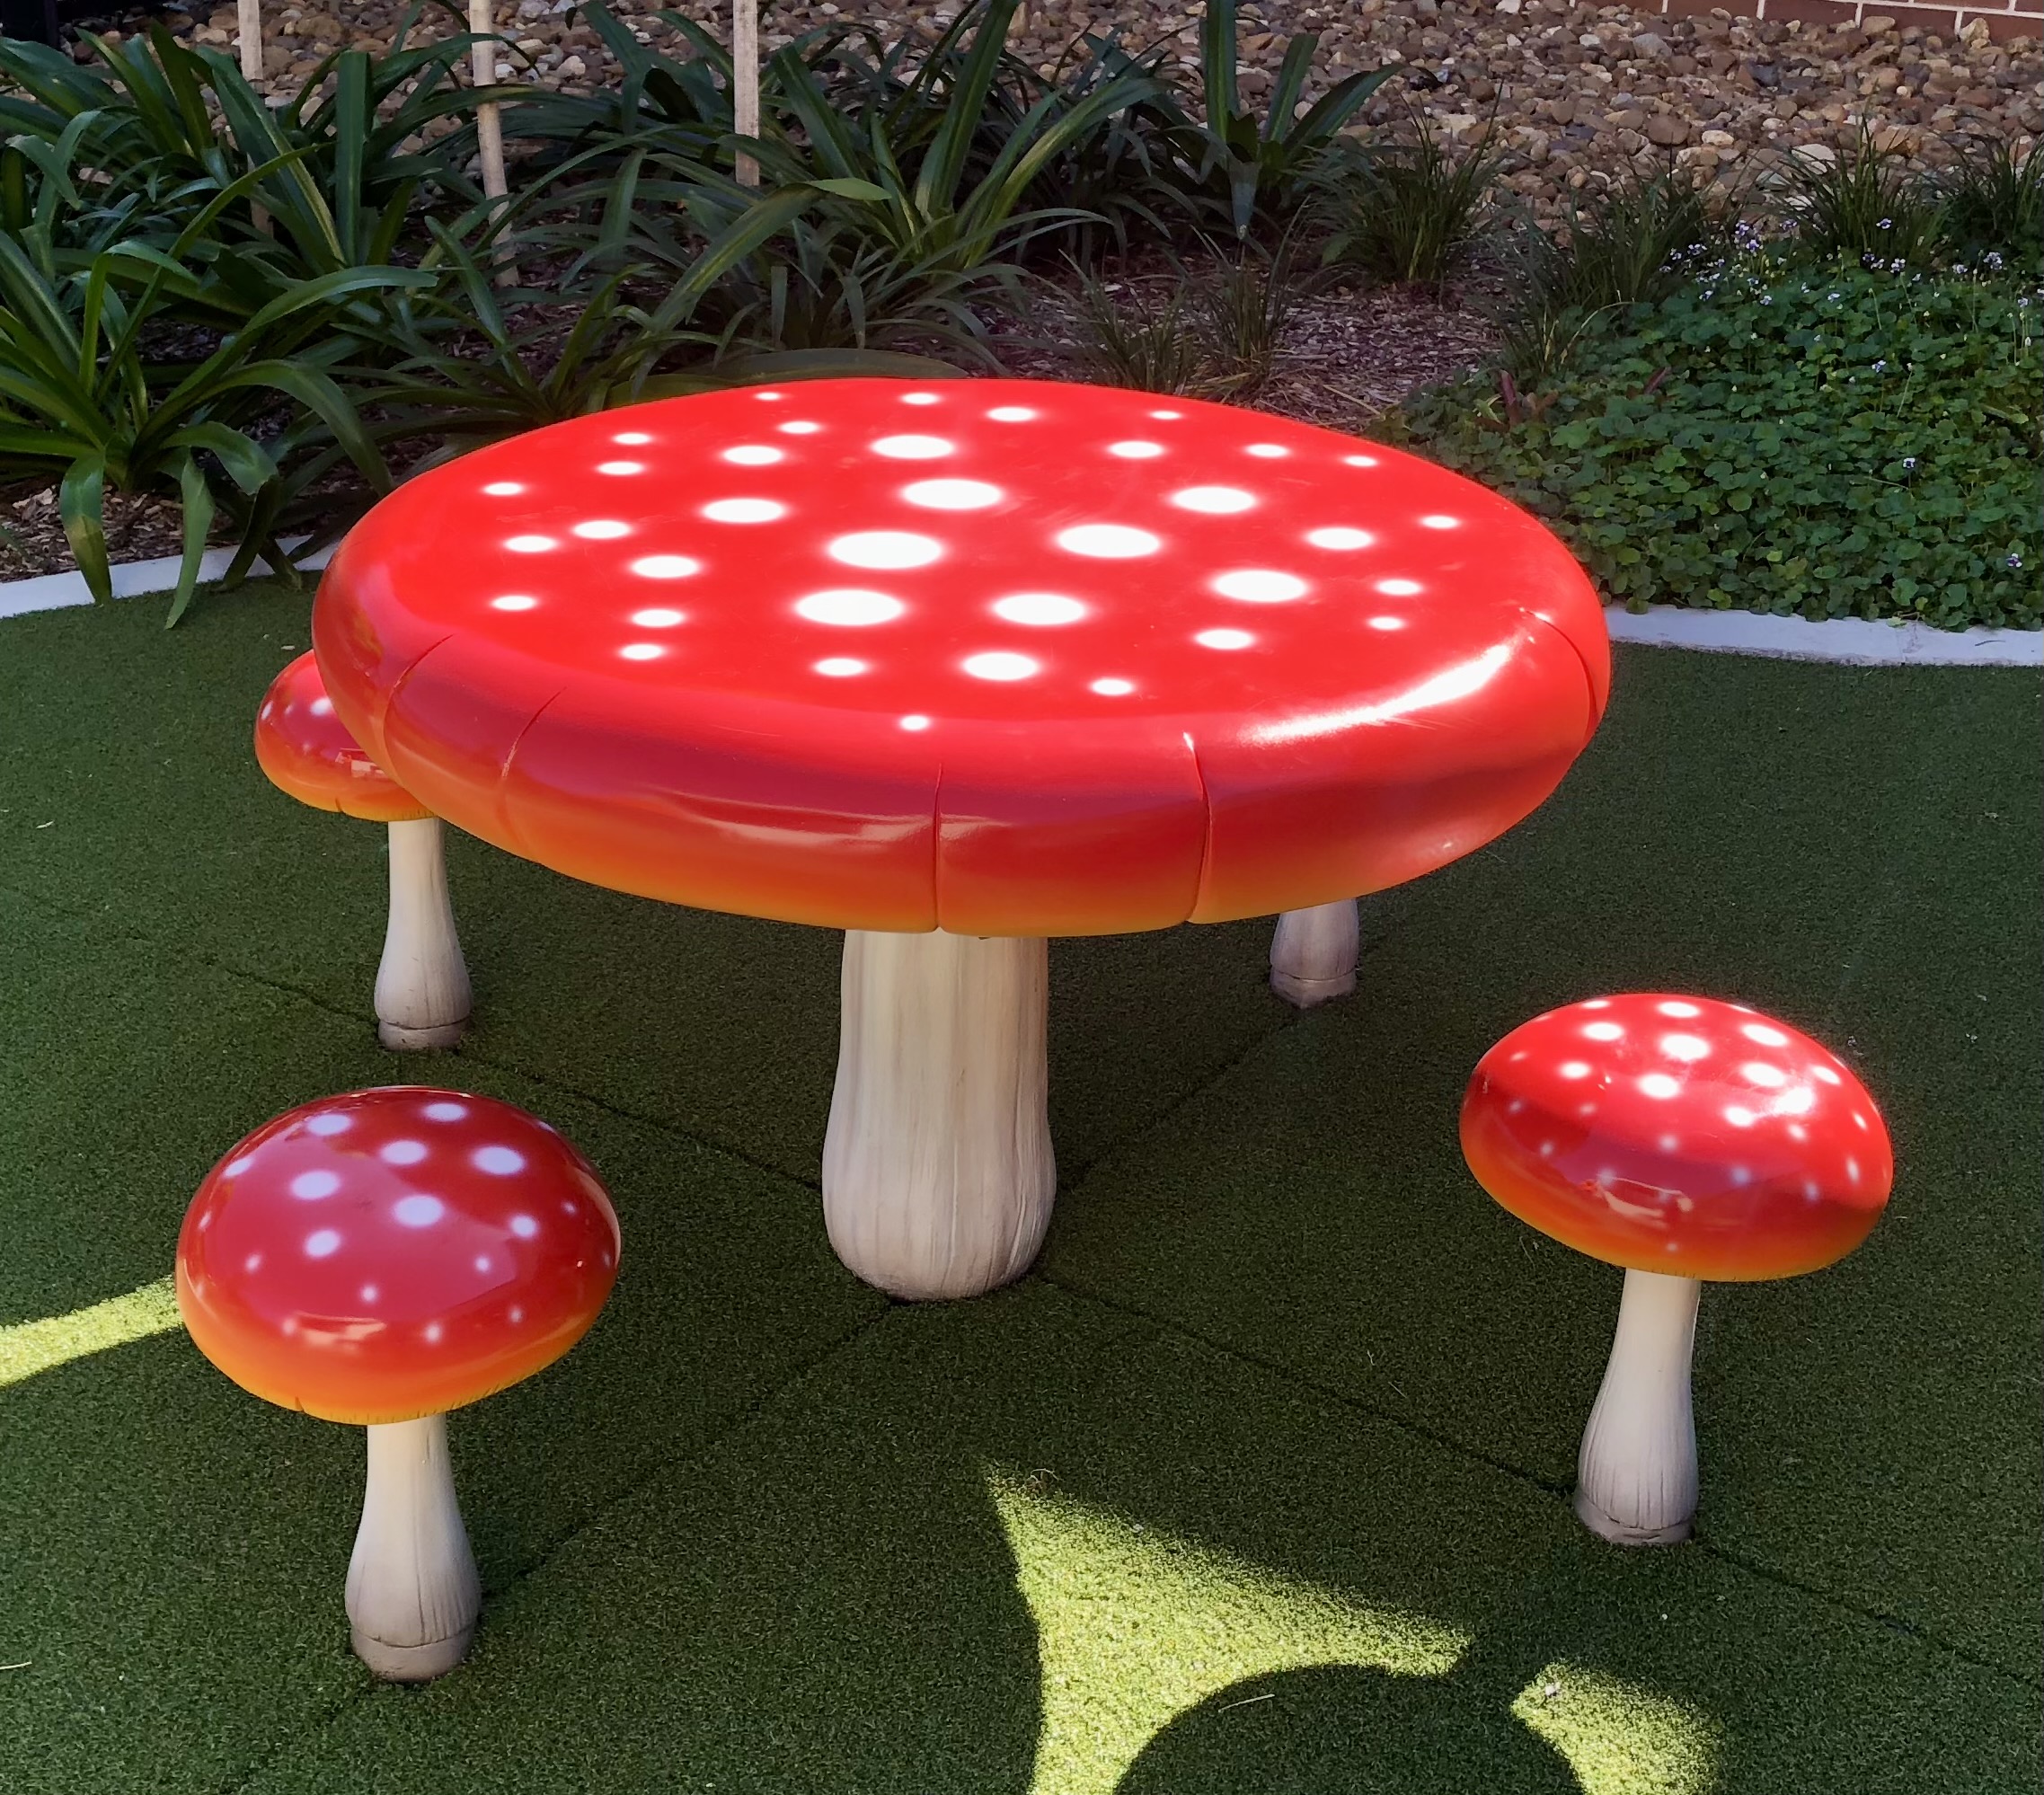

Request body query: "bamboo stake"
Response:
[467, 0, 515, 283]
[733, 0, 760, 186]
[236, 0, 262, 80]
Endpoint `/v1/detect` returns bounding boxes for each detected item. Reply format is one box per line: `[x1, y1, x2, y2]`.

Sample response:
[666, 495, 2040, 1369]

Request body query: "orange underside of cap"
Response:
[255, 650, 429, 823]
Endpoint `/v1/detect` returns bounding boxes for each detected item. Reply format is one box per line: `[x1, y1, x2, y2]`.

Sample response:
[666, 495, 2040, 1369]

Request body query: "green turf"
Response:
[1, 580, 2038, 1793]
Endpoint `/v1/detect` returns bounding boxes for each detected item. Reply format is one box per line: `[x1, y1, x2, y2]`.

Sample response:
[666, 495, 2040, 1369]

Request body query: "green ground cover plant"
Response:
[1402, 252, 2040, 631]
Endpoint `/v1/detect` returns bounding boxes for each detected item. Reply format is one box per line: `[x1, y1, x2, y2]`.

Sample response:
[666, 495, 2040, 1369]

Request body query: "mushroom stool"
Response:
[255, 651, 473, 1050]
[175, 1086, 621, 1679]
[1460, 995, 1893, 1546]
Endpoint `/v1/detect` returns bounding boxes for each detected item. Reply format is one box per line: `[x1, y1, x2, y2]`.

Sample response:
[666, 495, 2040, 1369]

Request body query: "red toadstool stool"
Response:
[1461, 994, 1893, 1544]
[176, 1087, 620, 1678]
[313, 377, 1606, 1300]
[255, 651, 472, 1050]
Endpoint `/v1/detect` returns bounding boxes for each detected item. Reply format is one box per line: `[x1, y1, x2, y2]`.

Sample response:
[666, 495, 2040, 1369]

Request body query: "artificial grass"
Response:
[1, 579, 2038, 1792]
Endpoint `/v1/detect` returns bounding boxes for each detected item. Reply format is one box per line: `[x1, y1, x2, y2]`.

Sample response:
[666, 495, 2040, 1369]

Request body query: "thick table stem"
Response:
[376, 817, 472, 1050]
[345, 1414, 482, 1681]
[1270, 898, 1359, 1007]
[823, 929, 1054, 1300]
[1575, 1268, 1703, 1546]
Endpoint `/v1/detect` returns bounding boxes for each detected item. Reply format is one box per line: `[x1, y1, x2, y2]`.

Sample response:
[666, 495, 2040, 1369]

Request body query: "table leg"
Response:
[823, 928, 1054, 1300]
[1269, 898, 1358, 1007]
[376, 817, 473, 1050]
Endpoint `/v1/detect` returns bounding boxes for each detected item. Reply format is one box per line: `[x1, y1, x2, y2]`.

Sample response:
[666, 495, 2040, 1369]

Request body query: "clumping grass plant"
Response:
[1316, 118, 1503, 287]
[1399, 252, 2040, 631]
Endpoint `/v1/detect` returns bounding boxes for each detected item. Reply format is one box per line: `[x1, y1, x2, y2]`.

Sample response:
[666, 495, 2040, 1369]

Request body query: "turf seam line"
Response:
[211, 1300, 902, 1795]
[0, 871, 817, 1195]
[1036, 1268, 2043, 1699]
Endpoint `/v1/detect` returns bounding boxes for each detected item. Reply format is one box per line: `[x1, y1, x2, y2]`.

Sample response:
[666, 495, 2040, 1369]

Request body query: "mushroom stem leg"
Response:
[1269, 898, 1359, 1007]
[376, 817, 472, 1051]
[1575, 1268, 1703, 1546]
[823, 928, 1055, 1301]
[345, 1414, 482, 1681]
[732, 0, 761, 186]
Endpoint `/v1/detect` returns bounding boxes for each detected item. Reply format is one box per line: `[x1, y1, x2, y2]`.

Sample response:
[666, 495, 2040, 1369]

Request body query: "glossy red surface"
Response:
[254, 650, 429, 824]
[1460, 995, 1892, 1281]
[176, 1088, 620, 1424]
[314, 379, 1608, 933]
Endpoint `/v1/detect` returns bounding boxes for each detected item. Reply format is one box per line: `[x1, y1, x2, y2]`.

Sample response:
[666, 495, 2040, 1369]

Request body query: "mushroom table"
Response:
[312, 378, 1609, 1300]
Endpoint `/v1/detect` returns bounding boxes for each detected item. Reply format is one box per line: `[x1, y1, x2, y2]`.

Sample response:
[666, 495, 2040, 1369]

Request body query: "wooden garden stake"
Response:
[733, 0, 760, 186]
[469, 0, 514, 282]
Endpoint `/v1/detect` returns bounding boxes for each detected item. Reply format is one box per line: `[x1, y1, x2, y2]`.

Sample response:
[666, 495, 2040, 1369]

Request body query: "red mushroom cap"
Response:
[314, 378, 1607, 936]
[175, 1088, 620, 1424]
[256, 650, 429, 824]
[1460, 995, 1893, 1281]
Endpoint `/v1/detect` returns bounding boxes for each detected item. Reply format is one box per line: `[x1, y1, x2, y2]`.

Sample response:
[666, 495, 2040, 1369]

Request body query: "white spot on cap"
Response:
[394, 1194, 445, 1227]
[723, 446, 783, 465]
[797, 589, 905, 626]
[1742, 1022, 1792, 1047]
[423, 1322, 443, 1343]
[1741, 1062, 1789, 1089]
[1307, 526, 1374, 550]
[509, 1305, 525, 1322]
[1058, 525, 1159, 558]
[305, 1113, 352, 1137]
[632, 555, 700, 579]
[1811, 1064, 1843, 1086]
[1420, 514, 1460, 529]
[703, 499, 785, 523]
[1367, 615, 1407, 632]
[899, 714, 932, 731]
[1172, 486, 1255, 515]
[1640, 1074, 1681, 1099]
[571, 519, 630, 540]
[620, 643, 666, 661]
[1376, 579, 1423, 597]
[1245, 443, 1289, 458]
[422, 1101, 467, 1122]
[872, 434, 951, 459]
[291, 1170, 341, 1200]
[1343, 454, 1380, 467]
[753, 391, 783, 402]
[222, 1155, 252, 1178]
[1658, 1133, 1681, 1152]
[482, 481, 524, 496]
[473, 1256, 492, 1274]
[904, 479, 1001, 510]
[1091, 677, 1135, 695]
[1195, 629, 1253, 650]
[310, 697, 334, 717]
[900, 392, 942, 405]
[491, 594, 539, 612]
[1148, 409, 1182, 420]
[597, 461, 644, 476]
[1661, 1034, 1710, 1062]
[815, 658, 866, 677]
[505, 535, 557, 553]
[243, 1252, 262, 1272]
[1558, 1061, 1591, 1080]
[1724, 1105, 1757, 1127]
[509, 1214, 540, 1239]
[1845, 1156, 1862, 1183]
[631, 608, 685, 628]
[988, 406, 1038, 421]
[1215, 570, 1307, 603]
[1108, 440, 1164, 459]
[1582, 1021, 1624, 1041]
[830, 531, 942, 570]
[964, 651, 1039, 682]
[360, 1284, 379, 1304]
[1581, 999, 1612, 1009]
[305, 1228, 341, 1258]
[474, 1145, 526, 1175]
[994, 593, 1085, 626]
[613, 430, 653, 444]
[1658, 1000, 1703, 1017]
[379, 1140, 428, 1166]
[778, 420, 822, 435]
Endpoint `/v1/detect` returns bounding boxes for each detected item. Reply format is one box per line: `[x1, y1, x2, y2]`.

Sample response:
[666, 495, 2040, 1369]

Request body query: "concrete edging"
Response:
[2, 544, 2038, 668]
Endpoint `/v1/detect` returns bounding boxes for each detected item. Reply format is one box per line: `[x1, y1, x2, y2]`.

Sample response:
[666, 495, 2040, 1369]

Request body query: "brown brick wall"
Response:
[1650, 0, 2040, 43]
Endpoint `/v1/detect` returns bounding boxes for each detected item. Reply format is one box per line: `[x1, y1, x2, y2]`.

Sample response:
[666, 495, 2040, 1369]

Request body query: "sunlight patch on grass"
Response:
[1513, 1661, 1723, 1795]
[987, 1465, 1471, 1795]
[0, 1276, 182, 1388]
